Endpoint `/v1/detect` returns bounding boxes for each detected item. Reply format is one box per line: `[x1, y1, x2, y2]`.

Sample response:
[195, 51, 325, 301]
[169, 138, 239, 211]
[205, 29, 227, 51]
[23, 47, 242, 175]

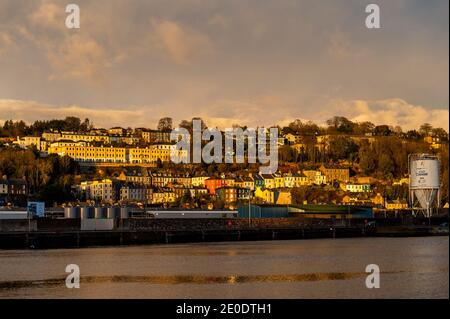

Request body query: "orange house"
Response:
[205, 178, 227, 195]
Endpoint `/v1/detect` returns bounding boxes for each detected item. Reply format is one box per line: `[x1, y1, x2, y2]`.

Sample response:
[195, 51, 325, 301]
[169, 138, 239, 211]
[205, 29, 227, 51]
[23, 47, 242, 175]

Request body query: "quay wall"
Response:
[0, 216, 447, 249]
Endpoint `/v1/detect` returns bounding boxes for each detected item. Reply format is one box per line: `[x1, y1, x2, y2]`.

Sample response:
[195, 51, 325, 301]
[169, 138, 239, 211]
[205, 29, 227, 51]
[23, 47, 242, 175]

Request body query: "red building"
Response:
[205, 178, 227, 195]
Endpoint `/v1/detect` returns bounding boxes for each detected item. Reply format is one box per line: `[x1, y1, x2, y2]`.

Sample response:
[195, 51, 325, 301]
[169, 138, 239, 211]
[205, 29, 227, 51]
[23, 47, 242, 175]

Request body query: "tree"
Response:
[157, 117, 173, 131]
[355, 121, 375, 135]
[288, 119, 303, 134]
[405, 130, 422, 140]
[283, 119, 320, 135]
[1, 120, 29, 137]
[431, 128, 449, 141]
[328, 136, 359, 161]
[63, 117, 82, 132]
[80, 118, 93, 132]
[419, 123, 433, 136]
[278, 145, 296, 162]
[374, 125, 392, 136]
[393, 126, 403, 135]
[179, 117, 207, 133]
[378, 153, 395, 178]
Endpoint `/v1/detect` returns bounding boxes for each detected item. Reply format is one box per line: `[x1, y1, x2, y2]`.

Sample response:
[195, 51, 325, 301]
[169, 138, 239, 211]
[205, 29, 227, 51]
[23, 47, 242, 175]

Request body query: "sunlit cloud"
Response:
[322, 99, 449, 131]
[1, 98, 447, 132]
[150, 18, 213, 65]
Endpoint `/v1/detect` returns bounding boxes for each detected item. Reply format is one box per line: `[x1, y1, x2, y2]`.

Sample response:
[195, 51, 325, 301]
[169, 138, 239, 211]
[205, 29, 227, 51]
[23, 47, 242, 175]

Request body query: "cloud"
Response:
[0, 0, 447, 123]
[0, 31, 15, 55]
[5, 1, 214, 82]
[150, 18, 213, 65]
[2, 98, 446, 132]
[29, 1, 64, 31]
[46, 35, 110, 82]
[208, 14, 229, 29]
[322, 99, 449, 131]
[22, 1, 112, 83]
[0, 99, 154, 128]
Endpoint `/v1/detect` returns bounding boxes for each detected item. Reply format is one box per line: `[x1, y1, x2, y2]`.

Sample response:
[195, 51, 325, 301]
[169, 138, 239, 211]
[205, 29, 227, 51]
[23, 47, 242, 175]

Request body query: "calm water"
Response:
[0, 237, 448, 299]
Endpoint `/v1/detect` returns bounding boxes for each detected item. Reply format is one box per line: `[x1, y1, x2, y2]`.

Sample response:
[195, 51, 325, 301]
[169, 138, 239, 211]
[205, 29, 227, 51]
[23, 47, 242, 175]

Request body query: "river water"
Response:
[0, 237, 448, 299]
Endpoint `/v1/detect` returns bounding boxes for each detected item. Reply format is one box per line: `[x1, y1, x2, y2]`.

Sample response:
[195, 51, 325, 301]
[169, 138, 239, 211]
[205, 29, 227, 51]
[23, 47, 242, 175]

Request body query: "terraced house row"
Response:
[118, 169, 349, 192]
[75, 179, 177, 205]
[118, 168, 352, 195]
[47, 144, 188, 164]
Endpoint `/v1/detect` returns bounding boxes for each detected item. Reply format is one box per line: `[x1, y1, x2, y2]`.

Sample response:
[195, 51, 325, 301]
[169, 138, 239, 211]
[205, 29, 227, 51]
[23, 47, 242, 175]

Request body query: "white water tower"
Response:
[408, 154, 441, 217]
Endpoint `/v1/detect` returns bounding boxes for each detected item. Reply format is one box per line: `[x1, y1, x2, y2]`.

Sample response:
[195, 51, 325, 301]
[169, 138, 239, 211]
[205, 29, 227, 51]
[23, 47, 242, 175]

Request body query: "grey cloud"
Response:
[0, 0, 447, 125]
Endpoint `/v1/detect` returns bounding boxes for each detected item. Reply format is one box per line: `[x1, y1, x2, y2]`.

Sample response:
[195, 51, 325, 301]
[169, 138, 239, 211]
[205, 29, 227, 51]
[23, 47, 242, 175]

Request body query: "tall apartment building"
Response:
[120, 183, 152, 203]
[319, 165, 350, 183]
[13, 136, 47, 151]
[42, 131, 62, 142]
[118, 170, 152, 185]
[77, 179, 121, 202]
[60, 132, 111, 144]
[141, 130, 172, 143]
[303, 170, 327, 185]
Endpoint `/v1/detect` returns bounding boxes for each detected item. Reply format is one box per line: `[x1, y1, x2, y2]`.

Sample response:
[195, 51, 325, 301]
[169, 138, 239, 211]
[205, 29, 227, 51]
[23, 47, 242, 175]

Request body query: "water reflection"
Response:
[0, 237, 448, 298]
[0, 270, 410, 290]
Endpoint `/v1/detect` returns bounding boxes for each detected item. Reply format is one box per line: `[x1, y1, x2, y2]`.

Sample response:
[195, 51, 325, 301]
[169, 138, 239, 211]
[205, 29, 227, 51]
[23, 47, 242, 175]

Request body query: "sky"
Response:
[0, 0, 448, 130]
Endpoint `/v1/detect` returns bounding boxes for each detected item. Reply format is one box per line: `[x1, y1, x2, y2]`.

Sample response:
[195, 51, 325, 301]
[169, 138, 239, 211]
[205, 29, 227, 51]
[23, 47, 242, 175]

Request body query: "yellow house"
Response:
[151, 188, 176, 204]
[48, 145, 127, 163]
[255, 187, 275, 204]
[342, 195, 358, 204]
[254, 187, 292, 205]
[47, 145, 187, 164]
[14, 136, 47, 151]
[284, 133, 302, 144]
[303, 170, 327, 185]
[393, 177, 409, 186]
[371, 193, 385, 206]
[319, 164, 349, 183]
[260, 174, 276, 189]
[274, 174, 285, 188]
[355, 176, 377, 184]
[282, 172, 310, 187]
[191, 176, 209, 187]
[42, 131, 62, 142]
[293, 173, 310, 186]
[275, 190, 292, 205]
[60, 132, 111, 144]
[283, 174, 295, 188]
[385, 199, 408, 210]
[78, 179, 119, 202]
[340, 183, 371, 193]
[242, 176, 255, 190]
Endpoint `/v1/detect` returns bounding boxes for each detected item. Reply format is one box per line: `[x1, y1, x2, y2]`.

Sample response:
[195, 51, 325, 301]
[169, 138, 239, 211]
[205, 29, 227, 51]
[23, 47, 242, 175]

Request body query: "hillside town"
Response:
[0, 116, 448, 214]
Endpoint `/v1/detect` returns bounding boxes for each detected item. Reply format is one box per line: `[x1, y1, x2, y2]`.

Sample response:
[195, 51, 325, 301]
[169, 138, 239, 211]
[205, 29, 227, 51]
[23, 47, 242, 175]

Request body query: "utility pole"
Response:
[248, 190, 251, 228]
